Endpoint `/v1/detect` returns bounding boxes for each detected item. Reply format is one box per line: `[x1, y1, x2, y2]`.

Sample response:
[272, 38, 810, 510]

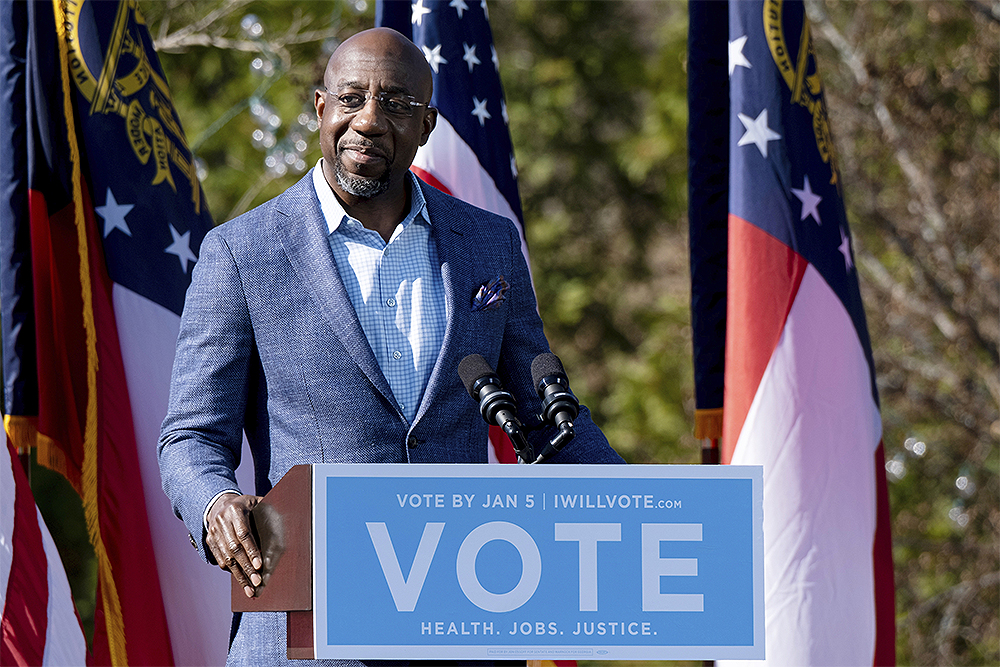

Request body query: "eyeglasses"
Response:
[326, 89, 431, 118]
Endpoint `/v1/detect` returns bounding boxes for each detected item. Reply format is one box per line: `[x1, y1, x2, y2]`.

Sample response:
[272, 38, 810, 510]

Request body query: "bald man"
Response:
[158, 28, 622, 666]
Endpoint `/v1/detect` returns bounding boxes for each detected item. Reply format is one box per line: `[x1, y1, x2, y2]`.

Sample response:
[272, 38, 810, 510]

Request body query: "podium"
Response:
[231, 463, 764, 661]
[231, 464, 315, 658]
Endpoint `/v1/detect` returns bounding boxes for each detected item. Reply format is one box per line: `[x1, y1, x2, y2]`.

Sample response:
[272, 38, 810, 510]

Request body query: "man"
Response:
[158, 28, 622, 666]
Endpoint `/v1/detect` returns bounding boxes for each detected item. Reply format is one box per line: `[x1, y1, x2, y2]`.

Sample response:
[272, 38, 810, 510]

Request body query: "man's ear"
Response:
[315, 88, 326, 121]
[419, 107, 438, 146]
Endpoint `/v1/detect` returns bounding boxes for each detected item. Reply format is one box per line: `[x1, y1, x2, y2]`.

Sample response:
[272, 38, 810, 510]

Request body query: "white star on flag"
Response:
[450, 0, 468, 19]
[165, 224, 198, 273]
[422, 43, 448, 73]
[481, 0, 489, 19]
[791, 174, 822, 225]
[729, 35, 751, 76]
[839, 226, 854, 271]
[501, 99, 509, 125]
[471, 96, 491, 126]
[510, 153, 518, 179]
[95, 187, 133, 238]
[411, 0, 432, 26]
[462, 43, 481, 72]
[737, 109, 782, 158]
[491, 44, 499, 71]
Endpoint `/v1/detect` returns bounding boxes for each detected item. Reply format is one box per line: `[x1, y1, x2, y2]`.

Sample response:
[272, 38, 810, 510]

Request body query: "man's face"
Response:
[315, 30, 436, 202]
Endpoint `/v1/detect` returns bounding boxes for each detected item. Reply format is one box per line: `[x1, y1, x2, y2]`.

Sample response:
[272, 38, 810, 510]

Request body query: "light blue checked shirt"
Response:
[311, 162, 446, 424]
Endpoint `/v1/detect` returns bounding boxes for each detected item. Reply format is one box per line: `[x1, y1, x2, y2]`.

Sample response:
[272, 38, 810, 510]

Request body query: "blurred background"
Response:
[29, 1, 997, 664]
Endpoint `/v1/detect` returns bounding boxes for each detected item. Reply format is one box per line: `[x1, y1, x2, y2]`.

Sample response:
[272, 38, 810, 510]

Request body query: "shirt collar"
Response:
[312, 159, 430, 236]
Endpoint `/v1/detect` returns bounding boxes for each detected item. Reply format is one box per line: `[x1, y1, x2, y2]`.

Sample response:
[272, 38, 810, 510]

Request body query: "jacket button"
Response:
[407, 436, 419, 448]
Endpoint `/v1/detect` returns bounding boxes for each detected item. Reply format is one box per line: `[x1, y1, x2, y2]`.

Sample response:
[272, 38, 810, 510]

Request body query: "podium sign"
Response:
[312, 463, 763, 661]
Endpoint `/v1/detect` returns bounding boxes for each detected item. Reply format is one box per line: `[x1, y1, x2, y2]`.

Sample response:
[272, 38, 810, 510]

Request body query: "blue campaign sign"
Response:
[313, 464, 763, 661]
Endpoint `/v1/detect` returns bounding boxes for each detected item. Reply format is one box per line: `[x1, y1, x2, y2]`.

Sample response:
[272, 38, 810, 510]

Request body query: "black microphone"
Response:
[531, 353, 579, 462]
[457, 354, 534, 463]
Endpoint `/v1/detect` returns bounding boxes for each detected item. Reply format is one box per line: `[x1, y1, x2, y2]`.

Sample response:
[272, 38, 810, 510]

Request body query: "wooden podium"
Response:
[230, 464, 316, 659]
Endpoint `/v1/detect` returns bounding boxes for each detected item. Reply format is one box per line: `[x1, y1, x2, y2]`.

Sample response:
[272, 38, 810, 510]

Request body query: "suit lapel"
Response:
[273, 175, 397, 409]
[413, 183, 476, 426]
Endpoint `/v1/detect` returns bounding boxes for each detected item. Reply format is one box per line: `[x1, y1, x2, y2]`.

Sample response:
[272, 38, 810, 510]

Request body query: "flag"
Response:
[377, 0, 527, 464]
[2, 437, 87, 666]
[0, 0, 232, 664]
[687, 0, 895, 664]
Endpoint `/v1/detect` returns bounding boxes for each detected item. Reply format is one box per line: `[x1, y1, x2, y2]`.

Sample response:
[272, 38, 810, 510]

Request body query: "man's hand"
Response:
[206, 493, 265, 598]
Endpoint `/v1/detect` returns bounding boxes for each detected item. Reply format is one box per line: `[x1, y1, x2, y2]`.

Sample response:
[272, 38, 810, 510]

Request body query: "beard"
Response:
[334, 149, 392, 199]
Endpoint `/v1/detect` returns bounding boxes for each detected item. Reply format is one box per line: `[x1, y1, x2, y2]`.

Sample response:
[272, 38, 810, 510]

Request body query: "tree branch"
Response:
[154, 0, 254, 49]
[807, 0, 999, 364]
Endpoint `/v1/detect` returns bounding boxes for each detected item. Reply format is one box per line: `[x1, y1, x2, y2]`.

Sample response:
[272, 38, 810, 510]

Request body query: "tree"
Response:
[805, 1, 999, 663]
[493, 0, 697, 466]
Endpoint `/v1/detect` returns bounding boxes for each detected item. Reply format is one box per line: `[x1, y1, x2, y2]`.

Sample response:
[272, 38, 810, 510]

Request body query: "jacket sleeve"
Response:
[158, 228, 254, 563]
[494, 219, 625, 465]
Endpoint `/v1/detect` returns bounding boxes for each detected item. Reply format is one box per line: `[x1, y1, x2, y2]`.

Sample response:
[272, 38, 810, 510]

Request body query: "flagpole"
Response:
[701, 437, 720, 465]
[688, 0, 729, 479]
[688, 0, 730, 663]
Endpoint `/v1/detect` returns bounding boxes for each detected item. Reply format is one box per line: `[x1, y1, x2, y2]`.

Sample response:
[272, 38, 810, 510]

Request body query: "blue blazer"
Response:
[158, 173, 622, 666]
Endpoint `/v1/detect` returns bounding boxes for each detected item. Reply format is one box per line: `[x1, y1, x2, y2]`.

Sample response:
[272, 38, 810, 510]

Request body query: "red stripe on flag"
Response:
[722, 213, 808, 462]
[489, 426, 520, 464]
[873, 441, 897, 667]
[27, 190, 87, 492]
[82, 187, 175, 666]
[1, 440, 49, 666]
[411, 166, 453, 196]
[23, 185, 175, 665]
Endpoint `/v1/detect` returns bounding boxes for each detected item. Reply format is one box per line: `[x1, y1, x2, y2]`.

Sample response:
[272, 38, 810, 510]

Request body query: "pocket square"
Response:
[472, 275, 509, 311]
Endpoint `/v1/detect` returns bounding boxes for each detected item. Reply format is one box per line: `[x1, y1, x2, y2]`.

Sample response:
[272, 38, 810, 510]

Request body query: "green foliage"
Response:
[494, 0, 696, 466]
[28, 459, 97, 646]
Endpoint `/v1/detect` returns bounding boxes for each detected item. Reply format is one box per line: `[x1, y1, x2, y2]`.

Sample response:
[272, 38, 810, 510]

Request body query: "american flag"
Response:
[1, 438, 87, 665]
[689, 1, 896, 664]
[0, 1, 232, 663]
[377, 0, 528, 464]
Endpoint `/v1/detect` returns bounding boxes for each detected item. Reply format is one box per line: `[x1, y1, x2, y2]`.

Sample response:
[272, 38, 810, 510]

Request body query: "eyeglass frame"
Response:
[324, 88, 433, 119]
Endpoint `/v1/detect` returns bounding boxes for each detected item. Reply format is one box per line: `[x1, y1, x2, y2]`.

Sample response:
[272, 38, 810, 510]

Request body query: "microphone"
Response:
[457, 354, 534, 463]
[531, 353, 579, 462]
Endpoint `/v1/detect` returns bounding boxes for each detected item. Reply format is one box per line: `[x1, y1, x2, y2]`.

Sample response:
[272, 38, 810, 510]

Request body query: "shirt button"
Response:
[392, 350, 402, 360]
[407, 436, 419, 448]
[386, 297, 396, 307]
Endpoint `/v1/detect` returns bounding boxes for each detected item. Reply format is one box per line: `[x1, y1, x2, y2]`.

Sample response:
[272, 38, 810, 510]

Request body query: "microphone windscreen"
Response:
[531, 353, 566, 387]
[458, 354, 495, 397]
